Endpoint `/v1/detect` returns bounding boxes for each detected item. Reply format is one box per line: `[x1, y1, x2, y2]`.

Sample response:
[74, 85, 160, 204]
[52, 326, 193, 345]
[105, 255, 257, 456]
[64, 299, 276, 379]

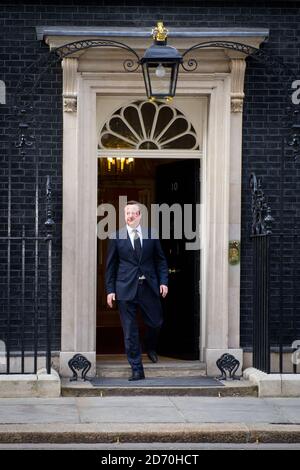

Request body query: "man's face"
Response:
[124, 204, 141, 228]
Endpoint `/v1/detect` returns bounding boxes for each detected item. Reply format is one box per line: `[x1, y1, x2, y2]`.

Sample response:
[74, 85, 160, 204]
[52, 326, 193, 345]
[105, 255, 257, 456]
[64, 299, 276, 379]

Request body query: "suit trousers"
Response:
[117, 280, 163, 372]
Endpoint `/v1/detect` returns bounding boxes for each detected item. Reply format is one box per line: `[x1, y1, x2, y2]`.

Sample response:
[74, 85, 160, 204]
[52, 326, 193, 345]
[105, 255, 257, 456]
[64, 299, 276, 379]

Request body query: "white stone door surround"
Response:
[39, 27, 268, 377]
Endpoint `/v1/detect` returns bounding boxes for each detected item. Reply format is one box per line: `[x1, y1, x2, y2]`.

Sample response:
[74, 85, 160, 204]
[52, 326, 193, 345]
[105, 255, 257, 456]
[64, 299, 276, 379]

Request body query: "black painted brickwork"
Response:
[0, 1, 300, 351]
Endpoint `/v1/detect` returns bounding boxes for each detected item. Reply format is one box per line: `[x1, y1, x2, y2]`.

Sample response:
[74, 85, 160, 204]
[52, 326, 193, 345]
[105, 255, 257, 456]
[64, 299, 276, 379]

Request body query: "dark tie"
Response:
[133, 229, 142, 259]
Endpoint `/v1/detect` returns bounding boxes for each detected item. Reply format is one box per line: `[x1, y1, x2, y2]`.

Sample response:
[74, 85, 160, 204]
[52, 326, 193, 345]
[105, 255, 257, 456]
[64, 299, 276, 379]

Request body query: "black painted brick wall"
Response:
[0, 0, 300, 351]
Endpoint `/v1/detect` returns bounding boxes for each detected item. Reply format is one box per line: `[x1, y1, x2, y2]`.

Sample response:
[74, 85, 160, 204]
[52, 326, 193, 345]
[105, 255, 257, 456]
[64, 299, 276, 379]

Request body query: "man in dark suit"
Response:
[105, 200, 168, 381]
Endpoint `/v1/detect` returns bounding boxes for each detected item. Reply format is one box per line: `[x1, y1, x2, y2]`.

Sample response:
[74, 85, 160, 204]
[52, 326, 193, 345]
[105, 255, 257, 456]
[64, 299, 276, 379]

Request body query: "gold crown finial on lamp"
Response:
[152, 21, 168, 42]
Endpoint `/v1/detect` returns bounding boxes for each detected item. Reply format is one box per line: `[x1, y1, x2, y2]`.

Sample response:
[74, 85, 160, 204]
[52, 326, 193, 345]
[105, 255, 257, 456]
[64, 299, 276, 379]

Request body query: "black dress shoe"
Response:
[128, 370, 145, 381]
[147, 351, 158, 363]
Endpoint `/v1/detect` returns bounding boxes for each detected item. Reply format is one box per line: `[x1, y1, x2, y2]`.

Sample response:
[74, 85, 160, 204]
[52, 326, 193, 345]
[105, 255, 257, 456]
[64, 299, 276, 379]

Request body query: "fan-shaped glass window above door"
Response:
[98, 100, 200, 151]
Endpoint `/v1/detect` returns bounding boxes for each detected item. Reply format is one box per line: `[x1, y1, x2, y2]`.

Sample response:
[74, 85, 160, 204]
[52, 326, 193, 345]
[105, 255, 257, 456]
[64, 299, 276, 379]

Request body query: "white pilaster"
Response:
[60, 69, 97, 377]
[203, 76, 232, 375]
[204, 59, 247, 376]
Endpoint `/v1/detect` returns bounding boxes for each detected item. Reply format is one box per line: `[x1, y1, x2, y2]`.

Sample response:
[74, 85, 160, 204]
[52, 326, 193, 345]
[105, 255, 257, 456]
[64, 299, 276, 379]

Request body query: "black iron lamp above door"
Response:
[140, 22, 182, 101]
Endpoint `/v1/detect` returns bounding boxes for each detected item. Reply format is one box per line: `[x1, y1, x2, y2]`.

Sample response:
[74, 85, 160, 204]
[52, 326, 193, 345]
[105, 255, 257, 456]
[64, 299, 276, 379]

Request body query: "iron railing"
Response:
[269, 230, 300, 374]
[250, 173, 300, 374]
[250, 173, 273, 373]
[0, 176, 55, 374]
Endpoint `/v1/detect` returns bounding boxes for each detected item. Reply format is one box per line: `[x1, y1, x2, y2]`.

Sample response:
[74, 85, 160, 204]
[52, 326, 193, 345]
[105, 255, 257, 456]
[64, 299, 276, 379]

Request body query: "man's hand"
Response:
[160, 285, 168, 298]
[107, 293, 116, 308]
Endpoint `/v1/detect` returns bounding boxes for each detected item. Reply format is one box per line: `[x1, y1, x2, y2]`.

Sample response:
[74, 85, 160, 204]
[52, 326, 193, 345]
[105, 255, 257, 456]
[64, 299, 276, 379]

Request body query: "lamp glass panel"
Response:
[147, 62, 172, 97]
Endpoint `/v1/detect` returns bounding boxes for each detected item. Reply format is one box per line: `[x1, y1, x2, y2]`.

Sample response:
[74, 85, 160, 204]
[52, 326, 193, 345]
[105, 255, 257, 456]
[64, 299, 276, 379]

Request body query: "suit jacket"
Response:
[105, 226, 168, 301]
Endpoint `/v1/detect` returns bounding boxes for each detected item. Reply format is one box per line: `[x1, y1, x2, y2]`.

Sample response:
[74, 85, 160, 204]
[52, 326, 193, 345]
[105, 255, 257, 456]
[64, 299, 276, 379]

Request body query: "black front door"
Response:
[155, 160, 200, 360]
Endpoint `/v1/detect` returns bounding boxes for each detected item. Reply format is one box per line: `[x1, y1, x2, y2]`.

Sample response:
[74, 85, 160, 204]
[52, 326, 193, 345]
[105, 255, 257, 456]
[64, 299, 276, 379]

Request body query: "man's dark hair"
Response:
[126, 200, 141, 213]
[127, 200, 140, 206]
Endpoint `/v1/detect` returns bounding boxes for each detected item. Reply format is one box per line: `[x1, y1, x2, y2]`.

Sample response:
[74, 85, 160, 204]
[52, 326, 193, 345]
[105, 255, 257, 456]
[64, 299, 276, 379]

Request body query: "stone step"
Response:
[96, 358, 206, 378]
[61, 378, 257, 397]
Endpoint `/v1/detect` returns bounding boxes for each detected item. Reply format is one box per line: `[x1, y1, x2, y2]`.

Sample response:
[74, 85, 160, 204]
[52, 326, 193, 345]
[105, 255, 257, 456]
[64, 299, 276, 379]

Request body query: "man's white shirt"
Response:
[126, 224, 143, 249]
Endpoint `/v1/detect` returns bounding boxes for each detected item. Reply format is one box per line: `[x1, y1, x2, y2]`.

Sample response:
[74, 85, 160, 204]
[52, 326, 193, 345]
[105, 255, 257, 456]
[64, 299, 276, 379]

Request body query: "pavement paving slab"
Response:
[0, 397, 299, 443]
